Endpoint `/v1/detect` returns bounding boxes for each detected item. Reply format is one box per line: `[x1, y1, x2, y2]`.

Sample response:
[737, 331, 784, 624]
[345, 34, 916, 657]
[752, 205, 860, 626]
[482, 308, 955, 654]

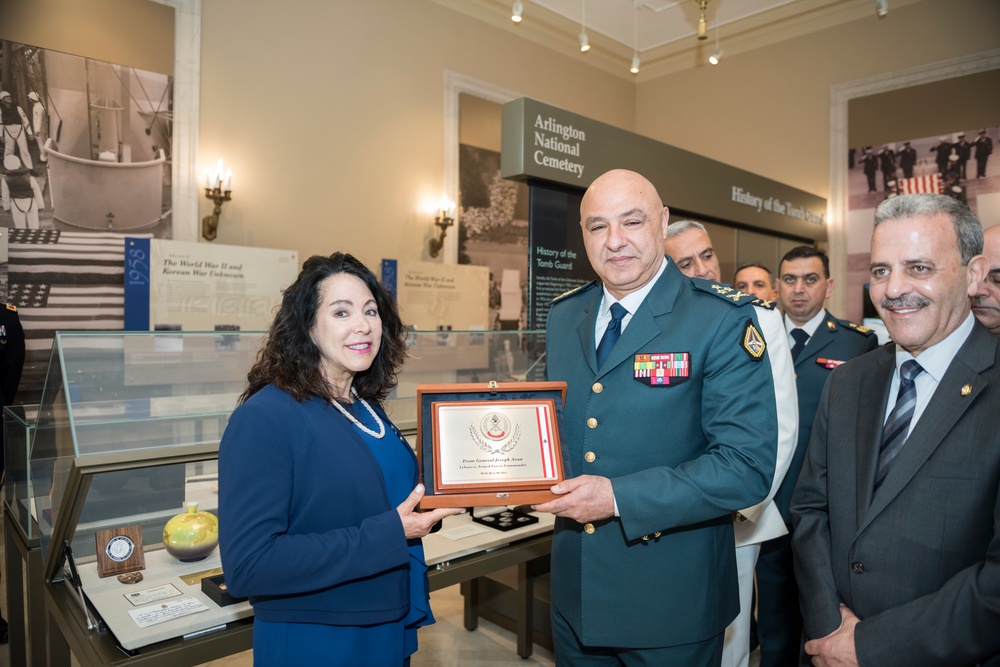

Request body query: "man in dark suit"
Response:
[975, 128, 993, 179]
[973, 224, 1000, 335]
[534, 169, 778, 665]
[860, 149, 878, 194]
[0, 301, 24, 644]
[0, 301, 24, 474]
[755, 246, 877, 667]
[792, 193, 1000, 666]
[954, 132, 972, 180]
[898, 141, 917, 179]
[877, 145, 896, 192]
[930, 137, 951, 174]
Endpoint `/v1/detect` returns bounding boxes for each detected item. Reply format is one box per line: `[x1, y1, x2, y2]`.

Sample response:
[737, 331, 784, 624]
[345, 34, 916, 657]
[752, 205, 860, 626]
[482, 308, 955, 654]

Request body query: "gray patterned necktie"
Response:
[874, 359, 923, 493]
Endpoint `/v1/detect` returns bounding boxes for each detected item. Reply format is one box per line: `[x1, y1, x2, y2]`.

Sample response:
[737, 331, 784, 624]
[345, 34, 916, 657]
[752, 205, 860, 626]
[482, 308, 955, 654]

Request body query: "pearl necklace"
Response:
[331, 387, 385, 439]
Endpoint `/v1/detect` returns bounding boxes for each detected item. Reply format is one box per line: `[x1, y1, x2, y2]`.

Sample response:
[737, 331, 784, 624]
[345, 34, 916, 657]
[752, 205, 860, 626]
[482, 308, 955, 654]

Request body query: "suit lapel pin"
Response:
[961, 384, 972, 396]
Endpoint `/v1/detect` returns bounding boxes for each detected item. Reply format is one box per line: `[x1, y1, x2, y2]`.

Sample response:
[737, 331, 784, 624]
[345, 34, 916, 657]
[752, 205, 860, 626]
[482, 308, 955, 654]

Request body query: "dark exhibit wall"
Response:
[526, 182, 593, 332]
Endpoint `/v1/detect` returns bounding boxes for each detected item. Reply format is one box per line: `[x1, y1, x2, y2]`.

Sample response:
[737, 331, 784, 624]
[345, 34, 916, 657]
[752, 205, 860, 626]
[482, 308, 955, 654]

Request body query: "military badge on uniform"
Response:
[633, 352, 690, 386]
[741, 320, 766, 361]
[817, 358, 845, 369]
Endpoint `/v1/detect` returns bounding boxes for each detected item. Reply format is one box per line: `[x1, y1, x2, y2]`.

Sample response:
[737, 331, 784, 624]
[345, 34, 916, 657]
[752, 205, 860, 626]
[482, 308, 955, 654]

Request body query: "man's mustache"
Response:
[880, 295, 931, 310]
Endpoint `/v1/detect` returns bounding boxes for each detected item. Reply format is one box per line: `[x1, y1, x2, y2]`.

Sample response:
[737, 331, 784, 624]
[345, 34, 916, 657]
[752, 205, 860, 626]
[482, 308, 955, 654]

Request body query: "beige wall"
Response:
[198, 0, 634, 271]
[0, 0, 173, 75]
[5, 0, 999, 279]
[635, 0, 1000, 201]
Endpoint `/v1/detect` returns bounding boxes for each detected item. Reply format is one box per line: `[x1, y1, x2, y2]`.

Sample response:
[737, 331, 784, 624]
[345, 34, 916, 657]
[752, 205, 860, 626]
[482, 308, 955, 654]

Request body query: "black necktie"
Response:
[874, 359, 923, 492]
[790, 328, 809, 361]
[596, 303, 628, 369]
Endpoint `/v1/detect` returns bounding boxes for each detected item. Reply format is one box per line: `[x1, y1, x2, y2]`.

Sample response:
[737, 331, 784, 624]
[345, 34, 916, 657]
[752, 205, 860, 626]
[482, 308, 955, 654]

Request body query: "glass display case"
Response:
[5, 328, 547, 666]
[18, 331, 262, 665]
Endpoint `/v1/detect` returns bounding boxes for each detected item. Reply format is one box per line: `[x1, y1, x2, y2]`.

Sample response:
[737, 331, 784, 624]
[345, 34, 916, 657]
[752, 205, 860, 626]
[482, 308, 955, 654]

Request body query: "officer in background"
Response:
[0, 301, 25, 644]
[930, 136, 951, 175]
[755, 246, 878, 667]
[972, 224, 1000, 335]
[954, 132, 972, 180]
[975, 128, 993, 179]
[27, 92, 47, 165]
[877, 145, 896, 192]
[0, 300, 25, 476]
[861, 149, 878, 194]
[664, 222, 797, 667]
[898, 141, 917, 179]
[734, 262, 779, 303]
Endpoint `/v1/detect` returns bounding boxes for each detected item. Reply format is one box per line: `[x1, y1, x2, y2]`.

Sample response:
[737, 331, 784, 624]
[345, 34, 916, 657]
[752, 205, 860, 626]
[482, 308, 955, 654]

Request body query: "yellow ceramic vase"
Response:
[163, 501, 219, 562]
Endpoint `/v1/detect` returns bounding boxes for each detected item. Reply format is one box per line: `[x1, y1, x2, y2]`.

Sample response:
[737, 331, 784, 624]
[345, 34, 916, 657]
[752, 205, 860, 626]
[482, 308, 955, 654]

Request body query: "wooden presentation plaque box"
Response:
[416, 382, 567, 508]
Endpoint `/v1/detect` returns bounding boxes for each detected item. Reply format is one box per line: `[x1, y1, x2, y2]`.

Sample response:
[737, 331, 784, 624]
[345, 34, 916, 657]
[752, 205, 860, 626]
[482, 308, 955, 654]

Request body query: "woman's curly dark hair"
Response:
[240, 252, 407, 406]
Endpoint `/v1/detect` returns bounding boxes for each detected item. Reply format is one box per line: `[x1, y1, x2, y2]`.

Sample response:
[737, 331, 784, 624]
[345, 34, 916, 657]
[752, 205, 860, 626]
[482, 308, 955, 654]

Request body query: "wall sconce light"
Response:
[875, 0, 888, 17]
[428, 194, 456, 258]
[202, 158, 232, 241]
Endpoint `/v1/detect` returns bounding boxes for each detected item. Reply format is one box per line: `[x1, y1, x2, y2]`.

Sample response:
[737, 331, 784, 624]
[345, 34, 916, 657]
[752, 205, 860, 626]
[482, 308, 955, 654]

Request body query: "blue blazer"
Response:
[545, 260, 778, 648]
[219, 384, 414, 626]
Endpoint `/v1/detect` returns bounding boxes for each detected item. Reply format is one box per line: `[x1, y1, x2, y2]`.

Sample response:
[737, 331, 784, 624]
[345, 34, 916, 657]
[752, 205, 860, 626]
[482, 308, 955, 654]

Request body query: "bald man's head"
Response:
[580, 170, 669, 299]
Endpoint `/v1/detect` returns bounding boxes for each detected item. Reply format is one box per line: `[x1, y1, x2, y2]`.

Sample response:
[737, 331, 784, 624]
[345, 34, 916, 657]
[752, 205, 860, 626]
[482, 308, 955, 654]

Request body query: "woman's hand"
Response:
[397, 484, 465, 539]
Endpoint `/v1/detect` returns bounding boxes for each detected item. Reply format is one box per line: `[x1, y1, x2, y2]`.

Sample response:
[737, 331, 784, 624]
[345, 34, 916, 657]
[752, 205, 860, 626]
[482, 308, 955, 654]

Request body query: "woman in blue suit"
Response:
[219, 253, 461, 666]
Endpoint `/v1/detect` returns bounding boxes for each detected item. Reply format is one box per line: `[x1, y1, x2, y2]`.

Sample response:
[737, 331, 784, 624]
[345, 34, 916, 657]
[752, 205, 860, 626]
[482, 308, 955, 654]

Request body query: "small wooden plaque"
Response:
[95, 525, 146, 578]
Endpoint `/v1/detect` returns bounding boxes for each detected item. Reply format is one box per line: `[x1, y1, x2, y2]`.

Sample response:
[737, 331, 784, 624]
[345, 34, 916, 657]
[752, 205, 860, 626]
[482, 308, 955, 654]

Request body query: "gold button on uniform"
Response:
[587, 417, 598, 429]
[584, 523, 595, 534]
[592, 382, 604, 393]
[584, 451, 596, 463]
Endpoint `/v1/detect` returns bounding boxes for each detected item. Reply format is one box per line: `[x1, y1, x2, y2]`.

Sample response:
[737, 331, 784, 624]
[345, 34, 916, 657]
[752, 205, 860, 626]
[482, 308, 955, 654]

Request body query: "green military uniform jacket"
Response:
[545, 259, 778, 648]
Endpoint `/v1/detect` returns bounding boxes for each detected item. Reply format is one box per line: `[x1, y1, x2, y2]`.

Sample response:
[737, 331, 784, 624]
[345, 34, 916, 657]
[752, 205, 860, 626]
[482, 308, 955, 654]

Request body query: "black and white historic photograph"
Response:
[1, 39, 173, 369]
[845, 126, 999, 322]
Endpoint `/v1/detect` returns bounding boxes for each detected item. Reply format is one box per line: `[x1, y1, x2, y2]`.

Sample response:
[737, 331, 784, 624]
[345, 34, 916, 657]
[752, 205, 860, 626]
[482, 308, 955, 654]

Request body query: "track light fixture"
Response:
[579, 0, 590, 52]
[697, 0, 709, 40]
[709, 25, 722, 65]
[875, 0, 888, 17]
[630, 1, 640, 74]
[511, 0, 523, 23]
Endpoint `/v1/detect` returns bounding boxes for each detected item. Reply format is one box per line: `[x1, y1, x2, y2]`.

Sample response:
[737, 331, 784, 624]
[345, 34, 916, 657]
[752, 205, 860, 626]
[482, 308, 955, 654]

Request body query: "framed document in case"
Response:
[417, 382, 567, 508]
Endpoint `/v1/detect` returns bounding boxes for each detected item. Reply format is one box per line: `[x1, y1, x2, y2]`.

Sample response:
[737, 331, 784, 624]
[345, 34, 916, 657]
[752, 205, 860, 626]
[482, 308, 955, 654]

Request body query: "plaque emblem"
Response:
[481, 413, 512, 440]
[470, 413, 521, 455]
[106, 535, 136, 563]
